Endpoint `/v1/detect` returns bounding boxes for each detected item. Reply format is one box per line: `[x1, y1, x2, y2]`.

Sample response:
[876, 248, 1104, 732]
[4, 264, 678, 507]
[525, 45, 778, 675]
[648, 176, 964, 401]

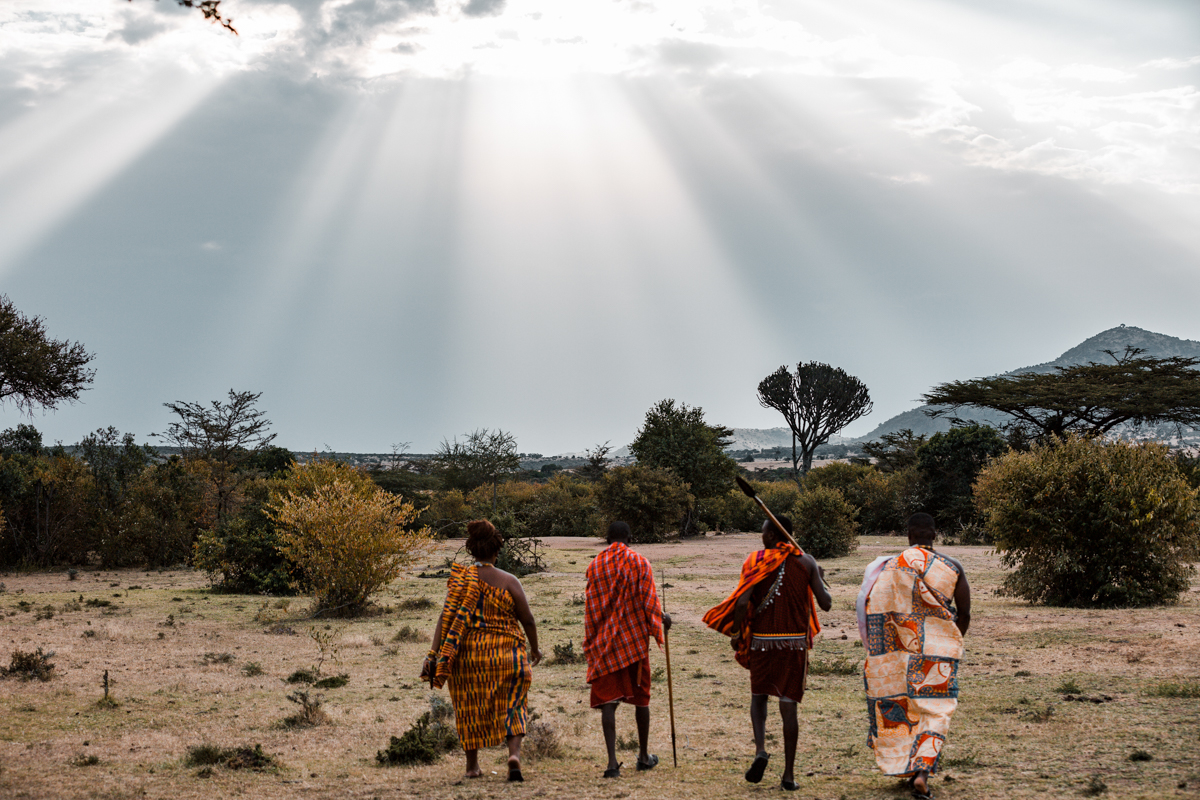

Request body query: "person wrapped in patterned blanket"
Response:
[858, 512, 972, 800]
[584, 521, 671, 778]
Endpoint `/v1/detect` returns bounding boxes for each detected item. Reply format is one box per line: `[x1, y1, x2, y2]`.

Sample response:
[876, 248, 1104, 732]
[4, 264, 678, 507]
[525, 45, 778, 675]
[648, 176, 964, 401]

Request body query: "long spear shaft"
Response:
[662, 570, 678, 768]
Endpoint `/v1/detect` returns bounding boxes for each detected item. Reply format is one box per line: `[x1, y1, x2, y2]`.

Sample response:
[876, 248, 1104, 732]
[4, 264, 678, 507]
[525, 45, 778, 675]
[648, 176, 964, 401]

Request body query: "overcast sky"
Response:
[2, 0, 1199, 453]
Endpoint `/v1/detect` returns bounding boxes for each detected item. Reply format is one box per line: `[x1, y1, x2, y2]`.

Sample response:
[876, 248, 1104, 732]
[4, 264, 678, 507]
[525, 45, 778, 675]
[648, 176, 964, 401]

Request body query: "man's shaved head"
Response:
[906, 512, 937, 543]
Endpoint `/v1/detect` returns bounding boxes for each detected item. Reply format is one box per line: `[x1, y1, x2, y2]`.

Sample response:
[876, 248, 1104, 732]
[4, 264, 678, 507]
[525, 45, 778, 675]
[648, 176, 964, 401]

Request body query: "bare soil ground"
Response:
[1, 535, 1198, 800]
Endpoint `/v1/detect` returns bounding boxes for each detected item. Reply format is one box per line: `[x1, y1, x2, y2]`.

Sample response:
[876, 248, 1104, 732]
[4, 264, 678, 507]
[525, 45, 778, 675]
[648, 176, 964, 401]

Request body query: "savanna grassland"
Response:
[1, 535, 1198, 800]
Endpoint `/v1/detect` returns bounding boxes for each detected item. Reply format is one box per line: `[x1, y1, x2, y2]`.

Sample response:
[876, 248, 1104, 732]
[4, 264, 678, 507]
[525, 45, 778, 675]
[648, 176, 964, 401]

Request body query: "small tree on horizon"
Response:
[154, 390, 276, 522]
[757, 362, 873, 484]
[433, 428, 520, 513]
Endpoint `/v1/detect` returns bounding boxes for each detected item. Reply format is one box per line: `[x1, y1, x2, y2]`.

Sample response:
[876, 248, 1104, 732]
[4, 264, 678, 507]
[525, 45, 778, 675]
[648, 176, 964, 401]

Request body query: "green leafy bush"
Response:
[376, 697, 458, 766]
[854, 466, 927, 534]
[790, 485, 858, 558]
[595, 465, 693, 543]
[975, 436, 1199, 607]
[193, 477, 294, 595]
[917, 424, 1008, 529]
[705, 480, 802, 533]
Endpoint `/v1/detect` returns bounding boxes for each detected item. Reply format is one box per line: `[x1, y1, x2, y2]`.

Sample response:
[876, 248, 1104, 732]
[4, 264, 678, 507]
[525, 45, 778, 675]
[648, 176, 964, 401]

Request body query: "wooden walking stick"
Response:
[662, 570, 678, 768]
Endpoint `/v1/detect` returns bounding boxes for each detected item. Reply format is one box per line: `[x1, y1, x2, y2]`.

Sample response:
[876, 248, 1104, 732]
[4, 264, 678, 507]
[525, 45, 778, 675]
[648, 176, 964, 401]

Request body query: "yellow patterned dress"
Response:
[862, 546, 964, 777]
[447, 579, 532, 750]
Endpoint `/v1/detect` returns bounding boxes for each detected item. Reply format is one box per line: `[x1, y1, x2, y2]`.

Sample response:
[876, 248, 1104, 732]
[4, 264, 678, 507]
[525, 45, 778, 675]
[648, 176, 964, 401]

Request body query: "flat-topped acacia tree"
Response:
[922, 347, 1200, 443]
[757, 362, 873, 485]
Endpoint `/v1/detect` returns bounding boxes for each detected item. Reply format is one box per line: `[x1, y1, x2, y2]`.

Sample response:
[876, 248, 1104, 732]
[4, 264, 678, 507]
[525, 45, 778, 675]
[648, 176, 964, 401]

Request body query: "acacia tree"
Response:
[155, 390, 276, 522]
[757, 362, 873, 483]
[922, 348, 1200, 442]
[0, 295, 95, 414]
[434, 428, 520, 512]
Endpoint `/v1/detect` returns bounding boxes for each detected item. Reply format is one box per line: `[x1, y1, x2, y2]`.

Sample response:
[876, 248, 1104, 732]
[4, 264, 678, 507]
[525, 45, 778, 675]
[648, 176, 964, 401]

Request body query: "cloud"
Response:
[106, 11, 171, 45]
[462, 0, 507, 18]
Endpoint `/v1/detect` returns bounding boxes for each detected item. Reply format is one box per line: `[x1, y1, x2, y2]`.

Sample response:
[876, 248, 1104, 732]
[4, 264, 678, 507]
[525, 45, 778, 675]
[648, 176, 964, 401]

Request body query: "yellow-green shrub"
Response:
[272, 469, 433, 615]
[975, 436, 1199, 607]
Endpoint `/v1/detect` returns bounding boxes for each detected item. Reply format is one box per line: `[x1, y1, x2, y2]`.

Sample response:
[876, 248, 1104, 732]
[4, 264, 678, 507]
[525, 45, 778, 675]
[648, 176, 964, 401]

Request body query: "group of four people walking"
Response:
[420, 513, 970, 800]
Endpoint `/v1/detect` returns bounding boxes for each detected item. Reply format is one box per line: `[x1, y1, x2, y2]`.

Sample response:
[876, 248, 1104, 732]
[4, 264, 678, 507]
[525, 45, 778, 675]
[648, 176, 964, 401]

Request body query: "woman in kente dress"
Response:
[422, 520, 543, 781]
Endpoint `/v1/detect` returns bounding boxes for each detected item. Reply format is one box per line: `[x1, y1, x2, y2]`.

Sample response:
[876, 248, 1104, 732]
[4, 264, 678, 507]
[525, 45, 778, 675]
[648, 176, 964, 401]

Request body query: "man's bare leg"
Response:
[745, 694, 771, 783]
[635, 705, 651, 764]
[464, 748, 482, 778]
[601, 702, 620, 772]
[750, 694, 769, 755]
[779, 699, 798, 786]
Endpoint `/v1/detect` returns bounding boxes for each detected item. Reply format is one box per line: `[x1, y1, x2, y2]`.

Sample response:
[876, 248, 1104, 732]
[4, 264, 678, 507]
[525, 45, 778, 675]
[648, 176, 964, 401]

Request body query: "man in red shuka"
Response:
[704, 515, 832, 791]
[584, 521, 672, 779]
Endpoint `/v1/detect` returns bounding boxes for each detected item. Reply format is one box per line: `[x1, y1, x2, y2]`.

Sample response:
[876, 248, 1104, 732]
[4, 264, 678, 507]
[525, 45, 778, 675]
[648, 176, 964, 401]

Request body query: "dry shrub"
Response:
[523, 720, 564, 761]
[184, 743, 277, 771]
[272, 468, 433, 616]
[547, 641, 583, 665]
[1, 648, 55, 681]
[398, 596, 435, 612]
[282, 691, 328, 728]
[392, 625, 427, 643]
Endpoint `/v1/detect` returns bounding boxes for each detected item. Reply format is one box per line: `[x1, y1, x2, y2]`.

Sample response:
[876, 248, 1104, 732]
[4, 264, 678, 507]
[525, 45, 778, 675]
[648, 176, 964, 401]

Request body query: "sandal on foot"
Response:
[636, 754, 659, 772]
[603, 763, 622, 779]
[507, 758, 524, 782]
[780, 780, 799, 791]
[911, 787, 934, 800]
[745, 753, 770, 784]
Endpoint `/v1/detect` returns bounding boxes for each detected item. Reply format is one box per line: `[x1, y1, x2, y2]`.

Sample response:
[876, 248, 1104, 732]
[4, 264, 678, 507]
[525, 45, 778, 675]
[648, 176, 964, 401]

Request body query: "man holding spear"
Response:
[704, 508, 832, 791]
[584, 521, 673, 778]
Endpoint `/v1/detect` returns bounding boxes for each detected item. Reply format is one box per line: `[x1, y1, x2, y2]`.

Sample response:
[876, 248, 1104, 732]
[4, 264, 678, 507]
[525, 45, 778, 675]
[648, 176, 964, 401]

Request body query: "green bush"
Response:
[917, 423, 1008, 529]
[704, 480, 801, 533]
[193, 478, 295, 595]
[975, 436, 1199, 607]
[790, 485, 858, 558]
[595, 465, 693, 543]
[855, 466, 927, 534]
[803, 462, 874, 502]
[376, 697, 458, 766]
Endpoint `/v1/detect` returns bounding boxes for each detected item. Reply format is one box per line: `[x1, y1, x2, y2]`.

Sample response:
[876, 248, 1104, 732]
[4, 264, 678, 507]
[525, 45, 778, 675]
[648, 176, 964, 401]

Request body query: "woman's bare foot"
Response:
[465, 769, 483, 779]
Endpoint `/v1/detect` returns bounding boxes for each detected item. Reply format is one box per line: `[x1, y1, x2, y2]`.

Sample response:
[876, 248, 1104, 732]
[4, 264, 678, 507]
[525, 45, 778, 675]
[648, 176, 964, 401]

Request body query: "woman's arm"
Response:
[421, 592, 452, 679]
[509, 578, 543, 666]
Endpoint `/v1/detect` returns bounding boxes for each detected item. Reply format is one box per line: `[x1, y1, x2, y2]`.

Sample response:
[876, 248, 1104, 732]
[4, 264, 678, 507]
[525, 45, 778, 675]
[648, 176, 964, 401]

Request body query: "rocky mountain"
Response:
[857, 325, 1200, 441]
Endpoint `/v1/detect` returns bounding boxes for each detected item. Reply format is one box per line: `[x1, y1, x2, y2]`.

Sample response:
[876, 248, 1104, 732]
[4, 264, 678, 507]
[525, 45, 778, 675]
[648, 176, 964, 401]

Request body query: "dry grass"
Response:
[0, 535, 1196, 799]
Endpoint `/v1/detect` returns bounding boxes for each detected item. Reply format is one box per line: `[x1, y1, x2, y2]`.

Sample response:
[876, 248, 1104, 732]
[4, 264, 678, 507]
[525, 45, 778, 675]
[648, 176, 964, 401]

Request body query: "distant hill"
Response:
[857, 325, 1200, 441]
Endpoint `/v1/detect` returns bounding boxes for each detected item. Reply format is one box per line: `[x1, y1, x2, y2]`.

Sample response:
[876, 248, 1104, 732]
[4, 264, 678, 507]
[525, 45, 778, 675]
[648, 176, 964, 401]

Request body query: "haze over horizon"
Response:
[4, 1, 1200, 454]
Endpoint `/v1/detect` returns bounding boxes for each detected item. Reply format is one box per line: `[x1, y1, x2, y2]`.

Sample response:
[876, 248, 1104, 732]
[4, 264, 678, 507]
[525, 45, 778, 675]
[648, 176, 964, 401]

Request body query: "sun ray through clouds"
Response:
[0, 65, 220, 276]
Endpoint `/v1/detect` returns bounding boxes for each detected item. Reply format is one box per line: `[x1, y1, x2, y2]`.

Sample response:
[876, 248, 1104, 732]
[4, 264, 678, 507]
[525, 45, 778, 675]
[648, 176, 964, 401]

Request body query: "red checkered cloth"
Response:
[583, 542, 663, 684]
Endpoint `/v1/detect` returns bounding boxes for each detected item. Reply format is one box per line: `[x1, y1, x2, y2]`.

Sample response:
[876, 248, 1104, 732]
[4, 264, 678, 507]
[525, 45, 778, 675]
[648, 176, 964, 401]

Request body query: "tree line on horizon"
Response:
[2, 293, 1199, 609]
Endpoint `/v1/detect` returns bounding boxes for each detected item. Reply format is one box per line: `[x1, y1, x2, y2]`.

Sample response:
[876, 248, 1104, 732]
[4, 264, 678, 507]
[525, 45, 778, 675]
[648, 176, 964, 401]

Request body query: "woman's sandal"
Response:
[507, 757, 524, 782]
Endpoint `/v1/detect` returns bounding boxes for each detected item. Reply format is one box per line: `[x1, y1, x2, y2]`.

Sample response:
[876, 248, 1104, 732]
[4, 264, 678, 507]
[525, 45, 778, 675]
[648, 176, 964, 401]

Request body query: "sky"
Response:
[2, 0, 1199, 454]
